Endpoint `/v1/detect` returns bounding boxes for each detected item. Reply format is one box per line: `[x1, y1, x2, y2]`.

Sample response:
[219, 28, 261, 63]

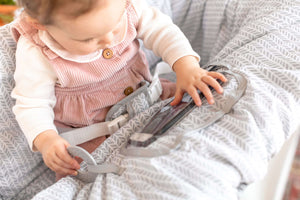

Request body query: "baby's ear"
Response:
[25, 15, 46, 30]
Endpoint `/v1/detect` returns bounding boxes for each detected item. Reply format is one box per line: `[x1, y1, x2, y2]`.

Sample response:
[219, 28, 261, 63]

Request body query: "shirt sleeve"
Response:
[132, 0, 200, 69]
[11, 36, 58, 151]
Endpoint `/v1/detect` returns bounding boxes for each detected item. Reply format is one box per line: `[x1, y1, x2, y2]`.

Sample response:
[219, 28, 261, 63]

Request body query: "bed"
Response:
[0, 0, 299, 199]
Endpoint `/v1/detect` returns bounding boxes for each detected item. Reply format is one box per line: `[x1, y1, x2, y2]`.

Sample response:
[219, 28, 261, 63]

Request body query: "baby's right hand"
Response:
[33, 130, 80, 176]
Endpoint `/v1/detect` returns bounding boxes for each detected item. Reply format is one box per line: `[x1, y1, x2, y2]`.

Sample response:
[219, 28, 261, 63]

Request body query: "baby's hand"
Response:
[33, 130, 80, 177]
[171, 56, 227, 106]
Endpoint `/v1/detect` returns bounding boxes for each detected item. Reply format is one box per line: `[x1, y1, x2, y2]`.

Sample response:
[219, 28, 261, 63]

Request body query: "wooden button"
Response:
[102, 48, 113, 59]
[124, 86, 134, 96]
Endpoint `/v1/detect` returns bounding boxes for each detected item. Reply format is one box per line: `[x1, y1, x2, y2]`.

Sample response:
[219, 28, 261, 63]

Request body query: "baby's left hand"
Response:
[171, 56, 227, 106]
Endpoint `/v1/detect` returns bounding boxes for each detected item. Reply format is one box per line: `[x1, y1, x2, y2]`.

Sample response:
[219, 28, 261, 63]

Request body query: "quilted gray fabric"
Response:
[0, 0, 300, 199]
[0, 24, 56, 200]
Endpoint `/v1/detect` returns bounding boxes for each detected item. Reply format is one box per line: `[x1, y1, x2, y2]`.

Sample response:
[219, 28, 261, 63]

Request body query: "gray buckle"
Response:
[107, 114, 129, 134]
[67, 146, 123, 183]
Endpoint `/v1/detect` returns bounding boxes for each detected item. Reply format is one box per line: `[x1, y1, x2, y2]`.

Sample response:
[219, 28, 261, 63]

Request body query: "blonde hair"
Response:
[17, 0, 97, 25]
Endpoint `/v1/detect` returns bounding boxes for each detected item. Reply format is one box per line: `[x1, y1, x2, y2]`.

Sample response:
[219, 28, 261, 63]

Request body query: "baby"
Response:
[11, 0, 227, 178]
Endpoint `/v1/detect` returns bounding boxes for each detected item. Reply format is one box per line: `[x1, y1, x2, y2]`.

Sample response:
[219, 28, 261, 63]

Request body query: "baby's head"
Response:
[17, 0, 97, 25]
[17, 0, 126, 55]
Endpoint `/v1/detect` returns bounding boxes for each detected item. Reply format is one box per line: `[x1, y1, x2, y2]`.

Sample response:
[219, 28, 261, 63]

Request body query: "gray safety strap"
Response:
[120, 110, 226, 158]
[120, 69, 247, 158]
[60, 114, 129, 146]
[67, 146, 124, 183]
[120, 134, 182, 157]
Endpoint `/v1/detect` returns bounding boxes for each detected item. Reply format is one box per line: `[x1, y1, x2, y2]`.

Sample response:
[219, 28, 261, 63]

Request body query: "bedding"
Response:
[0, 0, 300, 199]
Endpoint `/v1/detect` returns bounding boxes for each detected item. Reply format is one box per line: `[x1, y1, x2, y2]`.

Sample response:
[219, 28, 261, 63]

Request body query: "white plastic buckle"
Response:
[148, 75, 162, 105]
[107, 114, 129, 134]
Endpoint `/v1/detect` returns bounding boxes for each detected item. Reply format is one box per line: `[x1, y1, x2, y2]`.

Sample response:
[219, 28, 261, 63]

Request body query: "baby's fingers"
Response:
[196, 82, 214, 105]
[187, 87, 202, 106]
[207, 71, 227, 83]
[44, 153, 77, 176]
[57, 147, 80, 170]
[170, 89, 184, 106]
[202, 76, 224, 94]
[51, 159, 78, 176]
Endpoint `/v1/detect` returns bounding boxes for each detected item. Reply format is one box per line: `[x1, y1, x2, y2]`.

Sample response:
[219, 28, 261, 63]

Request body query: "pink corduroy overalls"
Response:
[11, 1, 166, 128]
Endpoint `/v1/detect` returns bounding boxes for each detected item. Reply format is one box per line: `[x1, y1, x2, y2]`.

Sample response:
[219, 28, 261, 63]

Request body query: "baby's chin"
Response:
[68, 44, 111, 56]
[70, 49, 100, 56]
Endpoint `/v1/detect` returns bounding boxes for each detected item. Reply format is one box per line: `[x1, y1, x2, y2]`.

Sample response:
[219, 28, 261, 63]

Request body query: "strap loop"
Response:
[60, 114, 129, 146]
[67, 146, 123, 183]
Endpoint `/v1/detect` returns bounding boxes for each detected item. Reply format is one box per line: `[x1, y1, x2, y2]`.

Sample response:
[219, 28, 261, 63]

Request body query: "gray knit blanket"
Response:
[0, 0, 299, 199]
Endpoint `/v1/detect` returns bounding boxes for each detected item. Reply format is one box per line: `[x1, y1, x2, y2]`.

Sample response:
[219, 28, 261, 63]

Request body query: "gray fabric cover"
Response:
[0, 0, 300, 199]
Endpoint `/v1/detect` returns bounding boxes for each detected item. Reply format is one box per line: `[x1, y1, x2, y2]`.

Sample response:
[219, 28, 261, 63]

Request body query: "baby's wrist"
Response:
[172, 55, 199, 73]
[33, 130, 58, 152]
